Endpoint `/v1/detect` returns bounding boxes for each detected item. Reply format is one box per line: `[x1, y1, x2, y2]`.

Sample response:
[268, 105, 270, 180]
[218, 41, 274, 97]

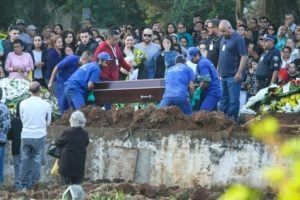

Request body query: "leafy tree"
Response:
[244, 0, 299, 27]
[83, 0, 145, 28]
[0, 0, 299, 32]
[136, 0, 235, 28]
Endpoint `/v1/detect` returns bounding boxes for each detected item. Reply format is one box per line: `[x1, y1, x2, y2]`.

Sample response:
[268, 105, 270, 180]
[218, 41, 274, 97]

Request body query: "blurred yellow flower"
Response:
[263, 166, 285, 187]
[218, 184, 262, 200]
[249, 116, 279, 140]
[280, 138, 300, 158]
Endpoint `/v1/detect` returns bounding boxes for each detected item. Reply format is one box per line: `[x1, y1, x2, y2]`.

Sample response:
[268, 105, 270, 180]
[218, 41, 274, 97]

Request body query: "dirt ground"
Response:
[54, 106, 300, 135]
[54, 106, 240, 133]
[1, 181, 220, 200]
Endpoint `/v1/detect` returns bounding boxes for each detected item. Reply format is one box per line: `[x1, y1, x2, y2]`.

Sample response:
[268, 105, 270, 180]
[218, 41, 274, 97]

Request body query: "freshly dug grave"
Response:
[53, 106, 240, 132]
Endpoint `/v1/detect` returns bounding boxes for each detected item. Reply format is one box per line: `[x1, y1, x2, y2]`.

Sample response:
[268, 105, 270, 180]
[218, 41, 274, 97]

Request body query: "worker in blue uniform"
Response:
[64, 52, 112, 112]
[159, 54, 195, 115]
[187, 47, 222, 111]
[48, 52, 91, 114]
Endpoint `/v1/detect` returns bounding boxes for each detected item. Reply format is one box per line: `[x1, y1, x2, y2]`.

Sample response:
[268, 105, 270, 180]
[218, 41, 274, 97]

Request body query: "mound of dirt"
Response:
[53, 106, 241, 132]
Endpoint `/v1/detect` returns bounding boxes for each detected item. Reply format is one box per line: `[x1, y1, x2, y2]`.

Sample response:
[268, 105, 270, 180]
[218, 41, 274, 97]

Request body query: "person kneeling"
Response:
[64, 52, 112, 112]
[159, 55, 195, 115]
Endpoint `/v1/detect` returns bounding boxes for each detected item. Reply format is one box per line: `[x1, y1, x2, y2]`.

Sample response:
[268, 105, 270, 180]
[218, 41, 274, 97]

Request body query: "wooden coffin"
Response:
[93, 79, 165, 105]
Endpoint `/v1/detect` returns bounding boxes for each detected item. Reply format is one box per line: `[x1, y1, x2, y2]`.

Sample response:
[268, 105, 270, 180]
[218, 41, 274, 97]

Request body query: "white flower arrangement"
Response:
[0, 78, 59, 116]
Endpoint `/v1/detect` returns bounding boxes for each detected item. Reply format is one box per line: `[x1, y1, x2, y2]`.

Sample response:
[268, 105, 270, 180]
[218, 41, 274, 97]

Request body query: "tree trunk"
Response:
[235, 0, 245, 20]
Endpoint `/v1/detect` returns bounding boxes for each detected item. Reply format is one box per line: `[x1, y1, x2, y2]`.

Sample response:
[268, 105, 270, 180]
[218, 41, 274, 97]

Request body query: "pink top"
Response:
[5, 52, 34, 79]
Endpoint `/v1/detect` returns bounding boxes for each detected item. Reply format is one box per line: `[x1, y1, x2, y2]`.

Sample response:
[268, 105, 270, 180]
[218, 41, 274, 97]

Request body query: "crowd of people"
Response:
[0, 13, 300, 190]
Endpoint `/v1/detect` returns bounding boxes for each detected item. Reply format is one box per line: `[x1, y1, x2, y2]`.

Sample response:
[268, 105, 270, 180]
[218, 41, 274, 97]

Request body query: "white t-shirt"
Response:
[33, 50, 43, 79]
[186, 60, 197, 75]
[20, 96, 52, 139]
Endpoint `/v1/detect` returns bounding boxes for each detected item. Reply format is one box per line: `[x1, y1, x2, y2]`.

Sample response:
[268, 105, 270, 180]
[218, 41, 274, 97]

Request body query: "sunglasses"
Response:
[143, 34, 152, 37]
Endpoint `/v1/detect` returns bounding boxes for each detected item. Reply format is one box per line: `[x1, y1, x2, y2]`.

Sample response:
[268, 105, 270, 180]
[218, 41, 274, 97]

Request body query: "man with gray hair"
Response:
[19, 81, 51, 191]
[218, 20, 248, 121]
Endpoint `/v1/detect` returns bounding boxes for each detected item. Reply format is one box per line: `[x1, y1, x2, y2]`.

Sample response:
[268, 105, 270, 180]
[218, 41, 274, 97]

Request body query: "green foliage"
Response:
[0, 0, 299, 31]
[220, 116, 300, 199]
[89, 191, 127, 200]
[136, 0, 235, 27]
[90, 0, 145, 28]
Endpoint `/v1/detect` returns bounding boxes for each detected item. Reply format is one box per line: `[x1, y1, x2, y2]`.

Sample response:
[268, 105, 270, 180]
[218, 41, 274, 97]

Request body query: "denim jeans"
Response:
[0, 146, 5, 184]
[19, 137, 45, 189]
[160, 96, 192, 115]
[220, 76, 241, 121]
[13, 154, 21, 191]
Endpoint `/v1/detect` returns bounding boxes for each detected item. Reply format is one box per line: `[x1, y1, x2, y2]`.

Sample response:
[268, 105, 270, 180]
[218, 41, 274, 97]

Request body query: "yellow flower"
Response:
[250, 116, 279, 141]
[133, 48, 146, 64]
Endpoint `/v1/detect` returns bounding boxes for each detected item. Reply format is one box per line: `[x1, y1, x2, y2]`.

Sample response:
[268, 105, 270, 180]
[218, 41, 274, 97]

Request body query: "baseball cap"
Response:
[175, 54, 186, 64]
[97, 52, 112, 61]
[16, 19, 25, 25]
[260, 34, 276, 43]
[27, 25, 37, 31]
[186, 47, 200, 61]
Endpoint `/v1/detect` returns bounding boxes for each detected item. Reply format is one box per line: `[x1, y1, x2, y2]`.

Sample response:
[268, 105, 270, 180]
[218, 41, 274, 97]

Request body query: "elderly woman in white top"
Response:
[55, 111, 89, 185]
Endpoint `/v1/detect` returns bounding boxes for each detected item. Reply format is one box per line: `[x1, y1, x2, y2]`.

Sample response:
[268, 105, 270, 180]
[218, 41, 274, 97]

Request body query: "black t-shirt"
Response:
[294, 58, 300, 73]
[205, 35, 221, 68]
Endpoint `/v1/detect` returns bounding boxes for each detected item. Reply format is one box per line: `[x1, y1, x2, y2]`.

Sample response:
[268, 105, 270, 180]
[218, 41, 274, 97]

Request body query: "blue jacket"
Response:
[0, 103, 11, 144]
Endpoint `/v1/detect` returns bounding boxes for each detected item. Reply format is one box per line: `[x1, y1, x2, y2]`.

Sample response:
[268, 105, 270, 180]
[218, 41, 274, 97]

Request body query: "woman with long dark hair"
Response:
[166, 23, 176, 35]
[62, 30, 76, 50]
[154, 35, 177, 78]
[120, 33, 145, 80]
[31, 34, 47, 87]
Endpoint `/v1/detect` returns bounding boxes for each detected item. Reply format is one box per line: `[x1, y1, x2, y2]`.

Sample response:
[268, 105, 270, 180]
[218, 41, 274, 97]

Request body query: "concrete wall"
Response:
[4, 126, 279, 188]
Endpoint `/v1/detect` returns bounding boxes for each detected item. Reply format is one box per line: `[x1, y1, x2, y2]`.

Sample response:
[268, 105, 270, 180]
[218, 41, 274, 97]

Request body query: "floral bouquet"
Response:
[133, 48, 146, 65]
[289, 79, 300, 91]
[0, 33, 7, 40]
[240, 80, 300, 114]
[123, 49, 146, 80]
[0, 78, 59, 117]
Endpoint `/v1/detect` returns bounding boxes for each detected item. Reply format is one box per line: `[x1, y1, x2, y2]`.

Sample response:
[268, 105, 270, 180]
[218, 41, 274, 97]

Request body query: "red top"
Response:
[93, 42, 131, 81]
